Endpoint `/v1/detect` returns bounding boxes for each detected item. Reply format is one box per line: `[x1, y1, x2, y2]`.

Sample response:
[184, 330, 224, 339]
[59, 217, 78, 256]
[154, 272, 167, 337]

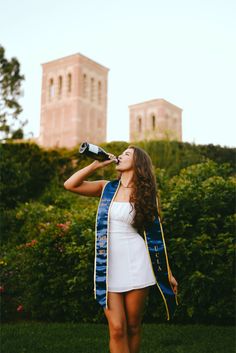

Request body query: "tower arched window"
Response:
[97, 117, 102, 128]
[83, 74, 88, 98]
[67, 73, 72, 93]
[49, 78, 54, 100]
[98, 81, 102, 104]
[138, 117, 142, 133]
[152, 115, 156, 130]
[90, 77, 95, 102]
[58, 76, 63, 97]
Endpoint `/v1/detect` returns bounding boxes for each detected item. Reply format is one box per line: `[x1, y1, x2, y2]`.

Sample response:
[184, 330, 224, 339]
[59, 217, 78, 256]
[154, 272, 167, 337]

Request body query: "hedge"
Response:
[1, 152, 235, 324]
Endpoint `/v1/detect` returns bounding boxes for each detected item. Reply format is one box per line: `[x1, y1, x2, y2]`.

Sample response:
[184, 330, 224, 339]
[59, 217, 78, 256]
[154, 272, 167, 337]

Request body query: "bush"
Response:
[0, 143, 71, 209]
[0, 141, 235, 324]
[0, 198, 107, 323]
[137, 140, 236, 177]
[158, 160, 235, 324]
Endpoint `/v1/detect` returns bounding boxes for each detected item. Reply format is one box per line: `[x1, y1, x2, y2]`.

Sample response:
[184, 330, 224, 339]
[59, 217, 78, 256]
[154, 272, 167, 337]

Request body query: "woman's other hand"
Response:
[169, 274, 178, 295]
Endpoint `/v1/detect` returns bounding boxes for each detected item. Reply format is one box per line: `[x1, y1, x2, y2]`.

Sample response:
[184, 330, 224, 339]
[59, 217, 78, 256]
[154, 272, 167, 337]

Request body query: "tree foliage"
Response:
[0, 141, 235, 324]
[0, 142, 75, 209]
[0, 45, 26, 140]
[159, 160, 235, 323]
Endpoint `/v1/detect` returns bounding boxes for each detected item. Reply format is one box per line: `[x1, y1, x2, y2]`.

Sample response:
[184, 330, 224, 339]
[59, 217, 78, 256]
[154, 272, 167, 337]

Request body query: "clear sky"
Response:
[1, 0, 235, 147]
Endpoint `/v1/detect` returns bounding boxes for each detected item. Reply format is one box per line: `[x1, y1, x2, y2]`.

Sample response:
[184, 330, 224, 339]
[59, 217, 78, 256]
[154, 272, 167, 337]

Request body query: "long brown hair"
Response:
[118, 145, 159, 236]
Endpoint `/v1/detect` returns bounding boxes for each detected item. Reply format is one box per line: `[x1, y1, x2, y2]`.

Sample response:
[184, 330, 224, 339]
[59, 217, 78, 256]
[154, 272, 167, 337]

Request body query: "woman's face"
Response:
[116, 148, 134, 172]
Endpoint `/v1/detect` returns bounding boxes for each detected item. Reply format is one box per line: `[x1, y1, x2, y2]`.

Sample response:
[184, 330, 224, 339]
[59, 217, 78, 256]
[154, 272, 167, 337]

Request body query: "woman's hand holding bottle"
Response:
[92, 153, 118, 169]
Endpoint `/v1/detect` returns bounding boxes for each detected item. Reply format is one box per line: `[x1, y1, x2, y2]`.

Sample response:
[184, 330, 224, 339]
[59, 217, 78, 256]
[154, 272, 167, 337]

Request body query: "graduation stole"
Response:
[94, 179, 179, 321]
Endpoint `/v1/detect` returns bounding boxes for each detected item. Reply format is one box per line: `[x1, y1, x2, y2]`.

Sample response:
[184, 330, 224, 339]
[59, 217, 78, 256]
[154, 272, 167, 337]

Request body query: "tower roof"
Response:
[41, 52, 109, 72]
[129, 98, 182, 111]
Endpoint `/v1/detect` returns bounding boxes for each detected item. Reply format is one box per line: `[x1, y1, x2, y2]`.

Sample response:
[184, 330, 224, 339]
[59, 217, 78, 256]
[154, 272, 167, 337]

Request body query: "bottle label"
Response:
[88, 144, 99, 154]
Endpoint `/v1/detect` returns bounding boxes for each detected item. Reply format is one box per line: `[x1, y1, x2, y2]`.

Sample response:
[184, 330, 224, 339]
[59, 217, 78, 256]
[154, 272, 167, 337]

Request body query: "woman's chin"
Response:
[115, 165, 123, 171]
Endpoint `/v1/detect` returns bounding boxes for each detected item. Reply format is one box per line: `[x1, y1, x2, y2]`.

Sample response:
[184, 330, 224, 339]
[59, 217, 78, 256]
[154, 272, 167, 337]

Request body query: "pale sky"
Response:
[1, 0, 235, 147]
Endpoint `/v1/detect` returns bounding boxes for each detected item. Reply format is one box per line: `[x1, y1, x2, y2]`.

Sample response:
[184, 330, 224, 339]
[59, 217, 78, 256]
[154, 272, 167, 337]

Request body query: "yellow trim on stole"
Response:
[94, 180, 110, 299]
[94, 179, 121, 307]
[143, 229, 171, 321]
[105, 179, 121, 309]
[155, 195, 179, 306]
[158, 217, 179, 306]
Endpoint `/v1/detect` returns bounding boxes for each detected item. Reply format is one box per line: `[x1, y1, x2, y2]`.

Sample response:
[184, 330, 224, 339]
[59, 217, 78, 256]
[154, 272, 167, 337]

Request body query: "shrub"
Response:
[157, 160, 236, 324]
[0, 199, 106, 323]
[0, 141, 235, 324]
[0, 143, 70, 209]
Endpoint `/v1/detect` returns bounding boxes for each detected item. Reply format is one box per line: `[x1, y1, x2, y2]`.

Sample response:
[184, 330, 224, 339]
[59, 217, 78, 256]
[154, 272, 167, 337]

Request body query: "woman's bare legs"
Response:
[104, 292, 130, 353]
[124, 287, 150, 353]
[104, 287, 150, 353]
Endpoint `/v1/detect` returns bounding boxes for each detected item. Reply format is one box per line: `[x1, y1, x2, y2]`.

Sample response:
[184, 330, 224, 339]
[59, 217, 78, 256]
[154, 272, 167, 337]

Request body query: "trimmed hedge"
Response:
[158, 160, 235, 324]
[1, 141, 235, 209]
[0, 142, 235, 324]
[0, 143, 72, 209]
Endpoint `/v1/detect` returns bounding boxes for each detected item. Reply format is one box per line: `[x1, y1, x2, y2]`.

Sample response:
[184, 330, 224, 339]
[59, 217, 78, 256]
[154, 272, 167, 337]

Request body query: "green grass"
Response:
[1, 322, 235, 353]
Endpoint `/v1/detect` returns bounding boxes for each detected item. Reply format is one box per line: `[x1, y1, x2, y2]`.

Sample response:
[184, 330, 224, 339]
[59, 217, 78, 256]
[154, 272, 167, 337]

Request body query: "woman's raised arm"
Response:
[64, 156, 116, 197]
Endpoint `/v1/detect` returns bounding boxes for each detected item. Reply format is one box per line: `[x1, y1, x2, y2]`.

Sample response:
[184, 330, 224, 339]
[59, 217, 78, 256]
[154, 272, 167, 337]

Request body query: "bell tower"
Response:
[39, 53, 109, 148]
[129, 98, 182, 142]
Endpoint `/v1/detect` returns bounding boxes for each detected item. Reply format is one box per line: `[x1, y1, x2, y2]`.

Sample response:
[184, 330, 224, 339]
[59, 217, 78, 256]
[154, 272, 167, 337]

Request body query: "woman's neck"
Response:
[120, 172, 134, 188]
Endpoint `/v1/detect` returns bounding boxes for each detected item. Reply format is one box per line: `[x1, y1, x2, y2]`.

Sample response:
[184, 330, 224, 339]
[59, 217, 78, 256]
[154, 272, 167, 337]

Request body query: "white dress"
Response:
[108, 201, 156, 292]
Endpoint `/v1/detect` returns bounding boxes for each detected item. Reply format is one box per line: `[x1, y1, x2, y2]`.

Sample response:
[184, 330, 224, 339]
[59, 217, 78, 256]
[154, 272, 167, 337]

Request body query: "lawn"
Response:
[1, 322, 235, 353]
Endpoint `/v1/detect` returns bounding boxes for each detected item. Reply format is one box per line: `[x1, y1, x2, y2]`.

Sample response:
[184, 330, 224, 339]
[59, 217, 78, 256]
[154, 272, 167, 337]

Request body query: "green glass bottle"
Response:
[79, 142, 119, 164]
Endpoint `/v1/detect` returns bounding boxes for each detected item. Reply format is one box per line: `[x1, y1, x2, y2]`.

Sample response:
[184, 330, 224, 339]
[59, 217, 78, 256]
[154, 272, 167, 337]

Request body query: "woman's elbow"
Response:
[63, 181, 71, 190]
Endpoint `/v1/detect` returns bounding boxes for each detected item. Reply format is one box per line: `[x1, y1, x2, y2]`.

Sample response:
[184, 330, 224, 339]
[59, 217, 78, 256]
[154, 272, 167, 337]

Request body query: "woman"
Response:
[64, 145, 178, 353]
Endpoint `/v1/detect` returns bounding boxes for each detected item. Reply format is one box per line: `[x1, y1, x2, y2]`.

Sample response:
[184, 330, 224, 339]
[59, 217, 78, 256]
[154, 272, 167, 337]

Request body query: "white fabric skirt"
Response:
[108, 202, 156, 292]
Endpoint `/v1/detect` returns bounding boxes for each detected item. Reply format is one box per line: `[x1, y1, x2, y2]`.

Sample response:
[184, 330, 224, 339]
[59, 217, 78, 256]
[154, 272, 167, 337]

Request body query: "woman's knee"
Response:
[127, 322, 141, 336]
[109, 320, 127, 340]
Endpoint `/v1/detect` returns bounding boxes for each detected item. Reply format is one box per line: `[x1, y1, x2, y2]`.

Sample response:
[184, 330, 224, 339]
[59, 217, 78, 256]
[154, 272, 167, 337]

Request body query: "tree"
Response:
[0, 45, 27, 140]
[161, 160, 235, 323]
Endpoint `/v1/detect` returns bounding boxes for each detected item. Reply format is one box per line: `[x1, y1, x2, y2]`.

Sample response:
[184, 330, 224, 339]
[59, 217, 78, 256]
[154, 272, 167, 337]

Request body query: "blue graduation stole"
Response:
[94, 179, 179, 321]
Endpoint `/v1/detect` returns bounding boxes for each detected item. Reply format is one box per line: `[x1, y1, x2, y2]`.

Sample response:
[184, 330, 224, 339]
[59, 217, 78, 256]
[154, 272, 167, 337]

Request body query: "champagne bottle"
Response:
[79, 142, 119, 164]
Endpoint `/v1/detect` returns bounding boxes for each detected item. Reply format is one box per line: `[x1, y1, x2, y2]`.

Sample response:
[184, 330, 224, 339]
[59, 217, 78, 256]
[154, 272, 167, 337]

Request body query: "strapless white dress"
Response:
[108, 201, 156, 292]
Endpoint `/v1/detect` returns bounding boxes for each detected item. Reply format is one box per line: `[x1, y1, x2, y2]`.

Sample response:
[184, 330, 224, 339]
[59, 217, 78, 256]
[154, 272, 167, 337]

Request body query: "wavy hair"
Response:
[118, 145, 160, 236]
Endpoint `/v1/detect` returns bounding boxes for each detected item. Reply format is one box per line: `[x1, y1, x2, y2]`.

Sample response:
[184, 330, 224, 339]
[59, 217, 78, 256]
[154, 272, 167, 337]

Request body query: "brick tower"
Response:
[39, 53, 109, 148]
[129, 98, 182, 142]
